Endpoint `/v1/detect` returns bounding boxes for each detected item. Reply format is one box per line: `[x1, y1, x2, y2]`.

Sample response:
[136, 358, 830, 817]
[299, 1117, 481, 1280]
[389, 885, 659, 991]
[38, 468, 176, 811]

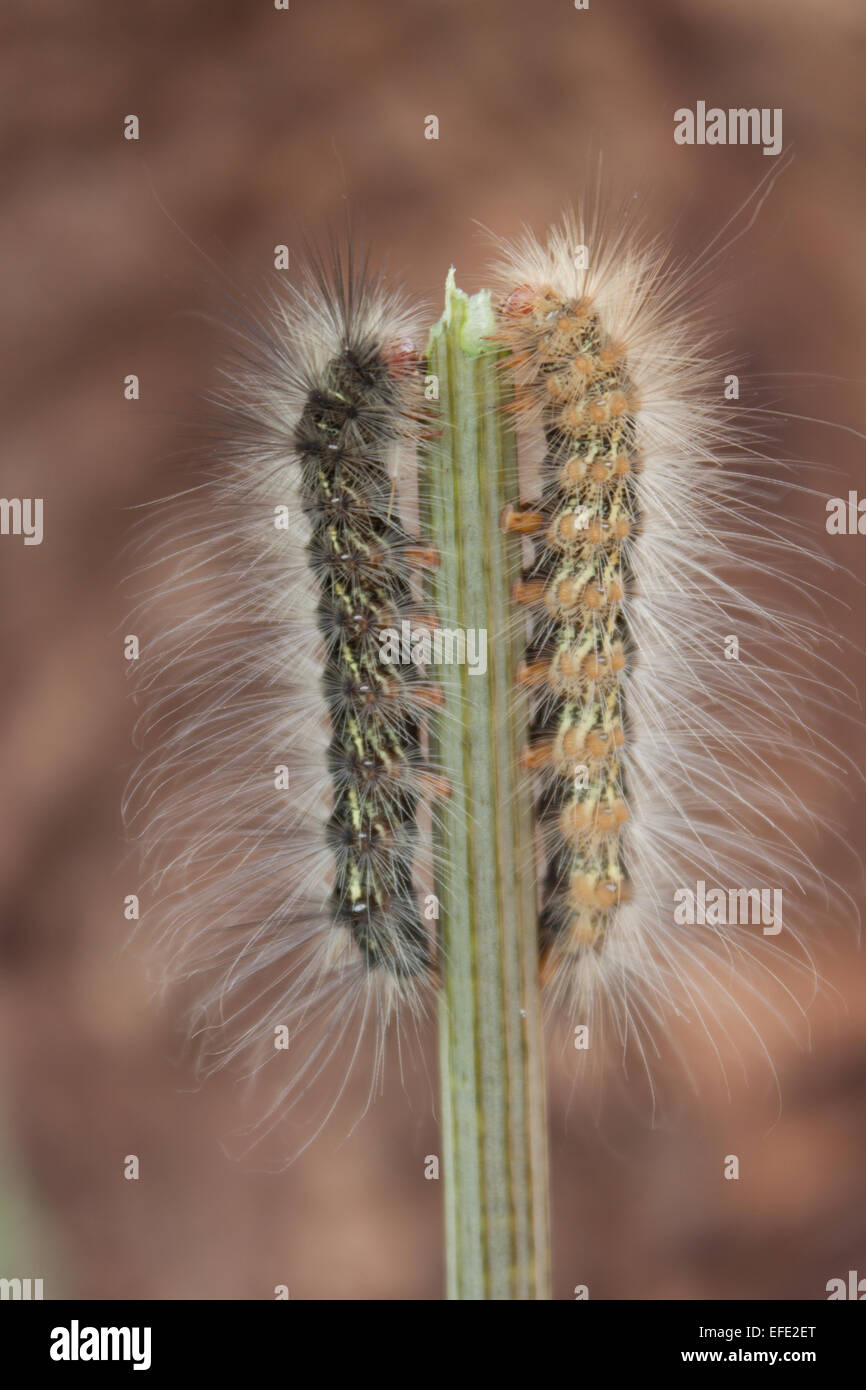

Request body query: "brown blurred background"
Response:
[1, 0, 865, 1300]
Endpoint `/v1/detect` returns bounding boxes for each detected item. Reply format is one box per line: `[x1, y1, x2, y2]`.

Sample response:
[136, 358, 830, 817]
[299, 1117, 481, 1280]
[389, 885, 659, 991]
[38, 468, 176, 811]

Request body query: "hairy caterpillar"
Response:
[501, 279, 637, 953]
[490, 207, 858, 1084]
[127, 201, 858, 1137]
[125, 252, 439, 1125]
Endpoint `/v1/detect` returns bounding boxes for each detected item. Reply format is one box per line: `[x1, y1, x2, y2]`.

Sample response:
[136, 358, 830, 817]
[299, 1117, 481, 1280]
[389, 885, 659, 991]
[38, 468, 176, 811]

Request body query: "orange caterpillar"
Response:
[489, 209, 856, 1069]
[499, 284, 639, 962]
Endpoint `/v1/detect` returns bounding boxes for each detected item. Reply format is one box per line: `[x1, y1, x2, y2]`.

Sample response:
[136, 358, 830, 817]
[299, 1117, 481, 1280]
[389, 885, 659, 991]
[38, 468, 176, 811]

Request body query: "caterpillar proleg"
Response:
[126, 252, 438, 1121]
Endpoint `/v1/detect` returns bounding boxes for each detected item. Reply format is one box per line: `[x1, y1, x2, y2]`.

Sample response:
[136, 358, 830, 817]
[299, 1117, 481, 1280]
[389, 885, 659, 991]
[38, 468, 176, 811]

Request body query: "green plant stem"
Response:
[421, 270, 551, 1300]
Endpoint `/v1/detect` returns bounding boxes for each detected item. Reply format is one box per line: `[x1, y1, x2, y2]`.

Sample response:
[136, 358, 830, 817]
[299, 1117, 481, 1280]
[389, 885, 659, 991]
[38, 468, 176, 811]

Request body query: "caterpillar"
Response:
[490, 208, 858, 1080]
[127, 204, 858, 1134]
[125, 252, 439, 1124]
[501, 279, 638, 955]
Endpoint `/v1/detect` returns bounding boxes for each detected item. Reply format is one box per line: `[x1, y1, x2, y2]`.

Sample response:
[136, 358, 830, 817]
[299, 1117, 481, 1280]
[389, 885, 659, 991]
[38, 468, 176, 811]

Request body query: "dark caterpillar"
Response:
[294, 333, 432, 977]
[126, 258, 436, 1116]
